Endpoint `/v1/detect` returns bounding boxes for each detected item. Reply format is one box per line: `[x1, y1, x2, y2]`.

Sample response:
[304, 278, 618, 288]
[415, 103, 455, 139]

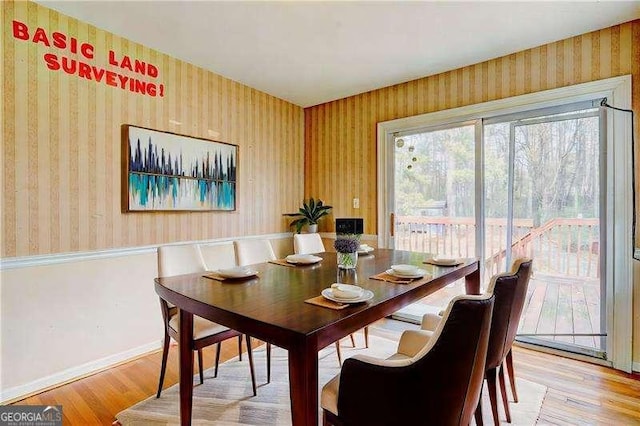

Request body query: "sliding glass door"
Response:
[390, 122, 479, 319]
[388, 101, 607, 358]
[484, 102, 606, 357]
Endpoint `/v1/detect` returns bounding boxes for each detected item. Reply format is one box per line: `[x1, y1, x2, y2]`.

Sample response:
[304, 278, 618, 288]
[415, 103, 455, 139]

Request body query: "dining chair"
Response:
[156, 244, 260, 397]
[476, 258, 532, 425]
[234, 239, 277, 266]
[421, 258, 533, 425]
[321, 293, 495, 426]
[232, 239, 274, 381]
[293, 233, 325, 255]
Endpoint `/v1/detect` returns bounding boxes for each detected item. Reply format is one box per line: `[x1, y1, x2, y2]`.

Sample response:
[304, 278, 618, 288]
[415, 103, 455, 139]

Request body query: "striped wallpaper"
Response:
[305, 20, 640, 237]
[2, 1, 305, 258]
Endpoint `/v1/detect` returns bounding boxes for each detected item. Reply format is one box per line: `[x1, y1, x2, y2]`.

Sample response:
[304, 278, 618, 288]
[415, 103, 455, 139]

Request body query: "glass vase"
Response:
[337, 251, 358, 269]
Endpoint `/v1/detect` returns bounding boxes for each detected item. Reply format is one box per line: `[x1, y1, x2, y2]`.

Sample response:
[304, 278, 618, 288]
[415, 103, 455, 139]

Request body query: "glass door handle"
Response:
[390, 213, 395, 237]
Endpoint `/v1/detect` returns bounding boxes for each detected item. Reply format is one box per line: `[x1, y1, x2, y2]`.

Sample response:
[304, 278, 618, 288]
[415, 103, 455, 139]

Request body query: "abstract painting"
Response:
[122, 125, 237, 211]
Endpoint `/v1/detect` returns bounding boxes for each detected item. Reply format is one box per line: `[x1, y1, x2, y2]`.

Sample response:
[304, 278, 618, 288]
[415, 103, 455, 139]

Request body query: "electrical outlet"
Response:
[353, 198, 360, 209]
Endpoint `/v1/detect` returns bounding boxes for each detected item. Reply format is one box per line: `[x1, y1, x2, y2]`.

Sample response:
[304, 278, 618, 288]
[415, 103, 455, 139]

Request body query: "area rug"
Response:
[116, 335, 546, 425]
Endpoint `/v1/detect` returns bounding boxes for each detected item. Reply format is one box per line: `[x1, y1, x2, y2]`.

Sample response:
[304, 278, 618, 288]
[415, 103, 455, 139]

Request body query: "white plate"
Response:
[322, 288, 374, 304]
[385, 268, 427, 279]
[286, 254, 323, 264]
[217, 267, 258, 279]
[390, 264, 419, 275]
[357, 247, 374, 255]
[424, 258, 463, 266]
[330, 283, 364, 299]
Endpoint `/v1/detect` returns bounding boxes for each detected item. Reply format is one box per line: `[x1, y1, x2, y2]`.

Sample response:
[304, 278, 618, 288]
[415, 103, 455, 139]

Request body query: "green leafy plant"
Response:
[285, 198, 333, 234]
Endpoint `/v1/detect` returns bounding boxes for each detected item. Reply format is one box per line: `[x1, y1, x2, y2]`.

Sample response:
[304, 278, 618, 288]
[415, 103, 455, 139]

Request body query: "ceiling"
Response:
[38, 1, 640, 108]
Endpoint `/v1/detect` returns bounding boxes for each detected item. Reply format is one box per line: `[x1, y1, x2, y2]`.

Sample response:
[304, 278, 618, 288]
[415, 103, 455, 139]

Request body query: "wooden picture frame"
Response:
[122, 125, 237, 212]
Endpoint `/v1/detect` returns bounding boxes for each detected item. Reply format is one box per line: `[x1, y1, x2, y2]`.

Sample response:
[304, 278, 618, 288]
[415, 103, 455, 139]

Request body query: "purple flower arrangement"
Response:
[334, 238, 359, 253]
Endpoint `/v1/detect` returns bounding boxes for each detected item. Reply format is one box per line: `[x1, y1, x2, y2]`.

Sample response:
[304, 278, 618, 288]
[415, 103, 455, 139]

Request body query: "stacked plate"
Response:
[424, 257, 464, 266]
[322, 283, 374, 304]
[217, 266, 258, 279]
[357, 244, 374, 255]
[385, 264, 427, 279]
[286, 254, 323, 264]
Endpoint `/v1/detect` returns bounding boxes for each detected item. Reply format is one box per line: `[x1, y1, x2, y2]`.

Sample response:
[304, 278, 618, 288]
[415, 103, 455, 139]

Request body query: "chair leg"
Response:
[238, 335, 243, 361]
[474, 382, 484, 426]
[322, 410, 330, 426]
[245, 335, 257, 396]
[364, 326, 369, 348]
[349, 334, 356, 347]
[486, 368, 500, 426]
[499, 363, 512, 423]
[506, 349, 518, 402]
[156, 333, 171, 398]
[266, 342, 272, 383]
[197, 349, 204, 385]
[335, 341, 343, 365]
[214, 342, 221, 378]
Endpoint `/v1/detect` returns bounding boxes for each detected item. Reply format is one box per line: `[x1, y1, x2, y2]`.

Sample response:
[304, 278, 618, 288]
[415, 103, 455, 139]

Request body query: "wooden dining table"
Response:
[154, 248, 480, 426]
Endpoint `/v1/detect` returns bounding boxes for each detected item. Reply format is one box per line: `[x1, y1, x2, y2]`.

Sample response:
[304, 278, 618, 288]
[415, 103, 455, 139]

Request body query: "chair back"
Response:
[338, 294, 494, 425]
[156, 244, 208, 329]
[157, 244, 207, 278]
[234, 239, 276, 266]
[293, 233, 325, 255]
[484, 258, 533, 370]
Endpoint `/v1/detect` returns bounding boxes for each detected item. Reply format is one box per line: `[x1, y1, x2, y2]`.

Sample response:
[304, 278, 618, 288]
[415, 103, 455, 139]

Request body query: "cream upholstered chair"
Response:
[321, 293, 495, 426]
[232, 239, 274, 381]
[292, 233, 367, 362]
[421, 258, 533, 426]
[234, 239, 277, 266]
[156, 244, 259, 397]
[293, 233, 325, 255]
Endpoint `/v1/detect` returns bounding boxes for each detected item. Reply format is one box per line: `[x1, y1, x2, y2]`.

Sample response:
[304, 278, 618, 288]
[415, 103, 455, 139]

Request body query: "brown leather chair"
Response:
[321, 293, 495, 426]
[475, 258, 532, 425]
[156, 244, 263, 398]
[421, 258, 533, 425]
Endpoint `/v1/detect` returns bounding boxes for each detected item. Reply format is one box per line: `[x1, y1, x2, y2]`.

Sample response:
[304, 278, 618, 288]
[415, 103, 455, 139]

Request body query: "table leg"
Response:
[288, 340, 319, 426]
[465, 262, 481, 295]
[179, 309, 194, 426]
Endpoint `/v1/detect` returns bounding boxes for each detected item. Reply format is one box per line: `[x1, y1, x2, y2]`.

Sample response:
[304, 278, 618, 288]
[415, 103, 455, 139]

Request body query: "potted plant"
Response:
[285, 198, 332, 234]
[334, 238, 359, 269]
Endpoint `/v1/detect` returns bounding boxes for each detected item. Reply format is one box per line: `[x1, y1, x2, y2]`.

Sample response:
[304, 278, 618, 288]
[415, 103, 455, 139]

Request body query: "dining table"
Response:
[154, 248, 480, 426]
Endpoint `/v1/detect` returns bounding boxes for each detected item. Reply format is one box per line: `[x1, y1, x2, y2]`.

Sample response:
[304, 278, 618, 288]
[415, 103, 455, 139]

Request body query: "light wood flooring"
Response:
[12, 319, 640, 425]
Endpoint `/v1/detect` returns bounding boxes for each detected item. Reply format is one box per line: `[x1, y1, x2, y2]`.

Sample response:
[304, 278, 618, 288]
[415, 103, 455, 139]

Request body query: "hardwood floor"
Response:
[12, 322, 640, 425]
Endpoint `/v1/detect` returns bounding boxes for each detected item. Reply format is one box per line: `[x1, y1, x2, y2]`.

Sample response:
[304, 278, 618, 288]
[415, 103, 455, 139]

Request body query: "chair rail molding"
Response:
[0, 233, 293, 270]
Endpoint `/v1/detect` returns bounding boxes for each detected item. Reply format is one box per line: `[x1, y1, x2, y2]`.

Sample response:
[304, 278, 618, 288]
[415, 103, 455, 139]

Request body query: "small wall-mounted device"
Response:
[336, 218, 364, 235]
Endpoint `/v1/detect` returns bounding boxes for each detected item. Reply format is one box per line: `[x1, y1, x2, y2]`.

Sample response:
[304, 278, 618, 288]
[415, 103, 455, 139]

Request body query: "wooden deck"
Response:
[519, 273, 602, 350]
[412, 272, 603, 352]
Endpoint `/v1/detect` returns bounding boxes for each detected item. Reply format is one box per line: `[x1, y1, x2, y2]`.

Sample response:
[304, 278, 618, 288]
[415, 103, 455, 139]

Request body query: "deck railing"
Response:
[395, 216, 600, 279]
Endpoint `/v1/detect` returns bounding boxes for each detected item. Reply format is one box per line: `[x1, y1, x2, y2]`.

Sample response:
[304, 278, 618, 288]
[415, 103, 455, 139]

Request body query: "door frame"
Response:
[376, 75, 633, 372]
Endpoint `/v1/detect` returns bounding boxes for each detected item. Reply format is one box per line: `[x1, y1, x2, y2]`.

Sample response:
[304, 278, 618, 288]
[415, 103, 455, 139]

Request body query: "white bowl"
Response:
[391, 264, 419, 276]
[218, 267, 255, 278]
[330, 283, 364, 299]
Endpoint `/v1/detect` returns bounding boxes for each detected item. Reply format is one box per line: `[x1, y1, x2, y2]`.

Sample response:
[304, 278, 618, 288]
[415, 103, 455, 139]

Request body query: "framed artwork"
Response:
[122, 125, 237, 212]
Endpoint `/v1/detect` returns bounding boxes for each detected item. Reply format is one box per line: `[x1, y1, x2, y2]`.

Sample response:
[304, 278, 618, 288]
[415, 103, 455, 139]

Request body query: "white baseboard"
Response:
[0, 340, 162, 404]
[633, 361, 640, 373]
